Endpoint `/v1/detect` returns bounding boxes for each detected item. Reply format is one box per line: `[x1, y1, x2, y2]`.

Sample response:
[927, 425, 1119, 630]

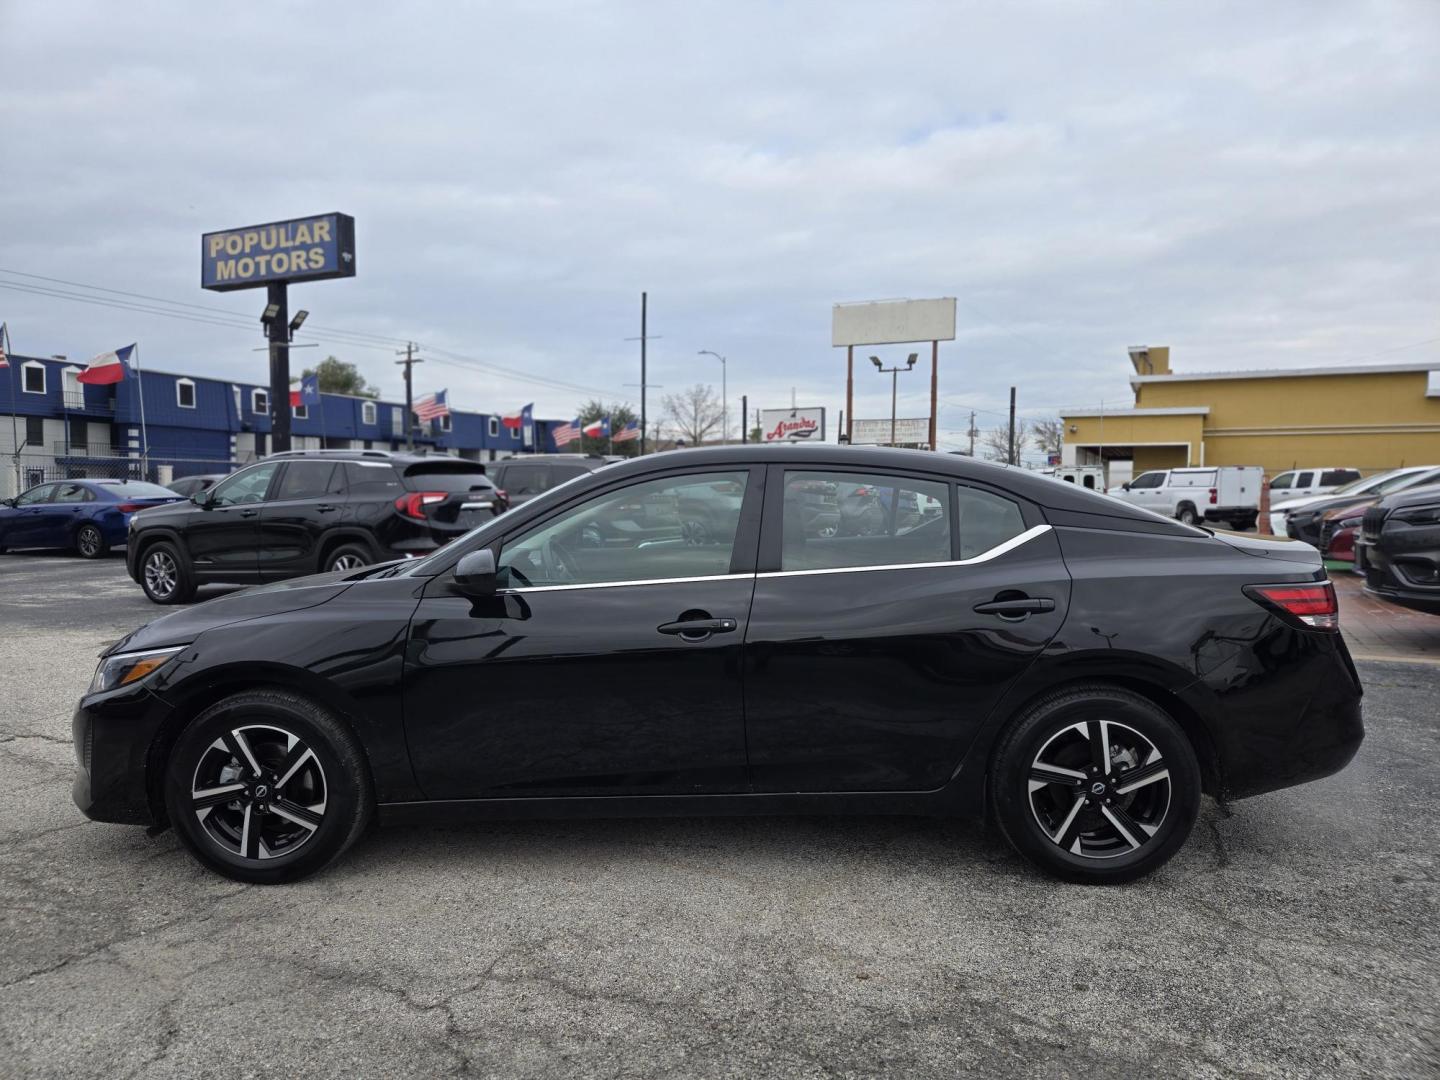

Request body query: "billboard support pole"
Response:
[929, 340, 938, 451]
[267, 282, 291, 454]
[845, 345, 853, 444]
[740, 394, 747, 443]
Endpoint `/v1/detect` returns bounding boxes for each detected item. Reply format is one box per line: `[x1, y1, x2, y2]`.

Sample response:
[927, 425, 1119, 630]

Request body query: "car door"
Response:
[402, 466, 763, 799]
[743, 466, 1070, 792]
[1291, 471, 1316, 498]
[39, 481, 93, 547]
[258, 460, 342, 580]
[184, 461, 280, 579]
[2, 483, 58, 547]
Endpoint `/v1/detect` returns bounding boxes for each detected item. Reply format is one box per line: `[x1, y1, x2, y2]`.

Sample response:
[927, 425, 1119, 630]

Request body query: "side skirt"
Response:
[377, 788, 973, 827]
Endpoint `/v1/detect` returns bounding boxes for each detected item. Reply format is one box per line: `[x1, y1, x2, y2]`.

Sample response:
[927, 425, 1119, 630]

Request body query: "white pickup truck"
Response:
[1111, 466, 1264, 529]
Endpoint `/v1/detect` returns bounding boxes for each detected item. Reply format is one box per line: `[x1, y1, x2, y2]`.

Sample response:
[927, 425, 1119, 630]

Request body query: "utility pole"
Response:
[967, 411, 977, 457]
[395, 342, 422, 450]
[267, 282, 291, 453]
[1008, 386, 1017, 466]
[741, 394, 747, 443]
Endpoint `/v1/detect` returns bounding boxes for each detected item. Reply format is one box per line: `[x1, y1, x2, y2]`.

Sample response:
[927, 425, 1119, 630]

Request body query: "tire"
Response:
[139, 540, 196, 604]
[75, 523, 108, 559]
[163, 690, 373, 884]
[1176, 504, 1198, 526]
[990, 685, 1201, 885]
[323, 543, 372, 574]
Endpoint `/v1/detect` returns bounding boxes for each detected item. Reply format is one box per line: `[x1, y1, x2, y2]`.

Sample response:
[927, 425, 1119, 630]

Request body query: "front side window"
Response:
[1270, 471, 1295, 490]
[274, 461, 336, 500]
[780, 470, 952, 571]
[16, 483, 57, 506]
[209, 462, 279, 506]
[1130, 471, 1166, 490]
[51, 482, 93, 503]
[504, 464, 548, 496]
[1293, 471, 1314, 488]
[498, 471, 749, 589]
[176, 379, 196, 408]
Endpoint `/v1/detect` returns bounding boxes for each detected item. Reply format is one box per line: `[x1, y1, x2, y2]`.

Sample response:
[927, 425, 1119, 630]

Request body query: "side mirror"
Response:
[190, 490, 210, 507]
[453, 549, 497, 598]
[0, 498, 13, 508]
[1121, 482, 1131, 491]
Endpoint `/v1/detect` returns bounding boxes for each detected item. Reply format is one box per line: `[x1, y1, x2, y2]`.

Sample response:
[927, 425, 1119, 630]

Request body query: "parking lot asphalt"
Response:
[1, 552, 1437, 1079]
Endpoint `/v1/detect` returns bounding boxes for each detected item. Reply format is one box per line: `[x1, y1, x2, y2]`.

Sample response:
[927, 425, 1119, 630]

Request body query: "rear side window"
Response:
[275, 462, 338, 500]
[501, 464, 547, 496]
[551, 464, 590, 483]
[344, 462, 404, 496]
[51, 482, 94, 503]
[780, 471, 951, 572]
[1294, 471, 1314, 488]
[956, 486, 1027, 559]
[1321, 469, 1359, 486]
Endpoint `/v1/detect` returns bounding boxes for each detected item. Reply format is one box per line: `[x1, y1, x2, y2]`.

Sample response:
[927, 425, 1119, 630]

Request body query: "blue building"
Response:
[1, 352, 566, 497]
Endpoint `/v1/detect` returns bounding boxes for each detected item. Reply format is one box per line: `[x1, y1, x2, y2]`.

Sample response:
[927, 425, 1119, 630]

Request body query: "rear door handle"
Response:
[973, 597, 1055, 617]
[239, 509, 259, 518]
[657, 618, 737, 638]
[316, 504, 339, 513]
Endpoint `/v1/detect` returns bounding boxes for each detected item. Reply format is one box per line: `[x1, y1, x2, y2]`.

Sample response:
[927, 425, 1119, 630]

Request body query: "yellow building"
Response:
[1060, 346, 1440, 479]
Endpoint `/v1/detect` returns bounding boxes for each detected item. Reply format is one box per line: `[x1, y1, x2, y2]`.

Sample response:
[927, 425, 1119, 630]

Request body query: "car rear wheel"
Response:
[1176, 504, 1199, 526]
[75, 524, 108, 559]
[990, 685, 1201, 884]
[324, 544, 371, 573]
[140, 541, 195, 604]
[164, 690, 372, 884]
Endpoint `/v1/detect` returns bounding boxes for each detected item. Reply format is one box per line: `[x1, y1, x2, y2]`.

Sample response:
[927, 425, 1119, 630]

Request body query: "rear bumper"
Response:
[71, 683, 175, 826]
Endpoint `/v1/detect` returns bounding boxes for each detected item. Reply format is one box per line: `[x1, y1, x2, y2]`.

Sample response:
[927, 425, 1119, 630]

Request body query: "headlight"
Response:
[89, 646, 186, 694]
[1393, 503, 1440, 526]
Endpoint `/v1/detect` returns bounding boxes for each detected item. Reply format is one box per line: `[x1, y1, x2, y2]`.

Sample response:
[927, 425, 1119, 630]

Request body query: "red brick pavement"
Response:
[1332, 571, 1440, 663]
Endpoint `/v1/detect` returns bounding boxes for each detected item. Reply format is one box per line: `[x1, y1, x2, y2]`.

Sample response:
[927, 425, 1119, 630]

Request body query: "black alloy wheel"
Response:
[164, 691, 372, 884]
[990, 685, 1201, 884]
[75, 524, 107, 559]
[140, 541, 195, 604]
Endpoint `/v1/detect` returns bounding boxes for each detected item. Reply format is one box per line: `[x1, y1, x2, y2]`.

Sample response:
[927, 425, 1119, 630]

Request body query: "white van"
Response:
[1112, 466, 1265, 528]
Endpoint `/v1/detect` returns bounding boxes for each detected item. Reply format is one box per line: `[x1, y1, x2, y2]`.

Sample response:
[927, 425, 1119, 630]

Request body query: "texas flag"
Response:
[77, 344, 135, 385]
[290, 373, 320, 407]
[582, 416, 610, 439]
[501, 403, 533, 431]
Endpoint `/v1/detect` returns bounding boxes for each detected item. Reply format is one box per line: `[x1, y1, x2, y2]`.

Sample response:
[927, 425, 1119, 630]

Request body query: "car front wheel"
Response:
[139, 541, 195, 604]
[1176, 505, 1198, 526]
[990, 685, 1201, 884]
[164, 691, 373, 884]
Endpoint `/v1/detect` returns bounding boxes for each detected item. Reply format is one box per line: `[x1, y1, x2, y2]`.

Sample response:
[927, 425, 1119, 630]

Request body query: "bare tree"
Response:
[662, 383, 724, 446]
[1030, 416, 1064, 459]
[980, 423, 1029, 464]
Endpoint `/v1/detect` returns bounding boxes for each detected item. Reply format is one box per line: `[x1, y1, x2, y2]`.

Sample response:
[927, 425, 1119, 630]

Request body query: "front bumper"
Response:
[1358, 539, 1440, 615]
[71, 682, 176, 825]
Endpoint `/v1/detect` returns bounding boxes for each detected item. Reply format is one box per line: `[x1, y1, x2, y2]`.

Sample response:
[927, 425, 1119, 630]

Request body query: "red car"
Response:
[1320, 500, 1370, 566]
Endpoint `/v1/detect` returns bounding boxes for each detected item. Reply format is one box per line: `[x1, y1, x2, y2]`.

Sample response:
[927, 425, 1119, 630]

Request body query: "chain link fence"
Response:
[5, 451, 244, 500]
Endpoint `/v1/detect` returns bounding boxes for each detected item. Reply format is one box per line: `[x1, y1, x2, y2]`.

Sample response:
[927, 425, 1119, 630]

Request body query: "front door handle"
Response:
[316, 503, 339, 513]
[657, 617, 737, 639]
[973, 597, 1056, 618]
[239, 508, 259, 518]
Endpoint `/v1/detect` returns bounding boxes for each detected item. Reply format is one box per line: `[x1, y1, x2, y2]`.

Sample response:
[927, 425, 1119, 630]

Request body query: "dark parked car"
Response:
[1356, 483, 1440, 614]
[488, 454, 607, 506]
[126, 450, 506, 604]
[74, 446, 1362, 885]
[0, 479, 183, 558]
[166, 473, 226, 498]
[1286, 466, 1440, 546]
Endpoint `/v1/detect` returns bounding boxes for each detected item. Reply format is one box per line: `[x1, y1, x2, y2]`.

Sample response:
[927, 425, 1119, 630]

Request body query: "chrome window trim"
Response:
[498, 524, 1051, 594]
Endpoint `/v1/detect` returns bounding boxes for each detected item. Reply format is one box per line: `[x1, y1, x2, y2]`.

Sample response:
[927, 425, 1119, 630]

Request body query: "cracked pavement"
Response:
[1, 553, 1437, 1078]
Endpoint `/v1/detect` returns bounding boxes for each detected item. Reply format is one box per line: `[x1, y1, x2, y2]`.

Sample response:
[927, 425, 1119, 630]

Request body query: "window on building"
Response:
[22, 361, 45, 394]
[293, 404, 308, 419]
[232, 386, 242, 420]
[362, 400, 377, 426]
[780, 471, 954, 571]
[69, 416, 88, 450]
[252, 388, 269, 415]
[62, 367, 83, 408]
[391, 409, 404, 437]
[510, 424, 520, 440]
[439, 414, 452, 432]
[176, 378, 197, 409]
[25, 416, 44, 448]
[488, 417, 500, 438]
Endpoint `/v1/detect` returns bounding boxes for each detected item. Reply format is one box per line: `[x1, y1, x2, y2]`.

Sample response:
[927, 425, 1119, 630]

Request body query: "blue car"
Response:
[0, 479, 184, 559]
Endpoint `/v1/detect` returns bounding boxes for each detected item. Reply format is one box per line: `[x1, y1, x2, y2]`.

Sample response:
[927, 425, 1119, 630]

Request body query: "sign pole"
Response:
[5, 323, 20, 496]
[267, 282, 291, 453]
[845, 345, 854, 443]
[929, 339, 938, 451]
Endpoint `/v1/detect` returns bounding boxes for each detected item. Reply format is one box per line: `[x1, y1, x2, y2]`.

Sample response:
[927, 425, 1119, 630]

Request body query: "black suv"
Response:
[127, 450, 506, 604]
[488, 454, 608, 506]
[1357, 483, 1440, 614]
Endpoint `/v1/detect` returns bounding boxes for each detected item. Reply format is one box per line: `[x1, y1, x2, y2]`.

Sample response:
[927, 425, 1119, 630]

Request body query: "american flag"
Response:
[0, 322, 8, 368]
[552, 418, 582, 447]
[612, 420, 641, 443]
[414, 389, 450, 421]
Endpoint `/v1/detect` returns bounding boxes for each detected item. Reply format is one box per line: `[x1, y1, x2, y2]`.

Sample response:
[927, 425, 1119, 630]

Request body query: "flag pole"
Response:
[133, 343, 150, 480]
[5, 323, 20, 497]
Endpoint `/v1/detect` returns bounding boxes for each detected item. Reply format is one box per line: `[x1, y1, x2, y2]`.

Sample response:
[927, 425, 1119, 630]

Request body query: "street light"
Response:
[289, 309, 309, 333]
[869, 353, 918, 447]
[697, 350, 727, 445]
[260, 303, 280, 325]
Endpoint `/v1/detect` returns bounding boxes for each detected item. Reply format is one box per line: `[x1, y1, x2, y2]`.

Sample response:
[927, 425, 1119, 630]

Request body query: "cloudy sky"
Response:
[2, 0, 1437, 452]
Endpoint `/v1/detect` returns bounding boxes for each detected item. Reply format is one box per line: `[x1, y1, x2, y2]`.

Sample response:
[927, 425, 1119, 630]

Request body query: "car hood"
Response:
[111, 569, 363, 654]
[1211, 530, 1323, 566]
[1271, 494, 1325, 513]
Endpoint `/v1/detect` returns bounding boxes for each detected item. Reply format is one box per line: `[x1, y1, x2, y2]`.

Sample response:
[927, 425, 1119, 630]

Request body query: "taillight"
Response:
[1208, 487, 1218, 505]
[494, 488, 509, 507]
[1244, 582, 1339, 630]
[116, 502, 146, 513]
[394, 491, 447, 520]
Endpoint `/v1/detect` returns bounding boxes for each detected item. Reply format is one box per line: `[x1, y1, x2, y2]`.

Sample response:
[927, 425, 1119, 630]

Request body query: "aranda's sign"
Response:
[201, 213, 356, 292]
[761, 407, 826, 442]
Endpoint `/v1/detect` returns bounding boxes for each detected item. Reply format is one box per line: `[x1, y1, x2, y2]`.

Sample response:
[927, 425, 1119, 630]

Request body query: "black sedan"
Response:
[1357, 483, 1440, 614]
[72, 446, 1363, 885]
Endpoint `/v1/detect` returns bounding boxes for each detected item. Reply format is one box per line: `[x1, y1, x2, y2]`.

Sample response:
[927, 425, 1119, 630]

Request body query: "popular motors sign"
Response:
[201, 213, 356, 292]
[761, 407, 826, 442]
